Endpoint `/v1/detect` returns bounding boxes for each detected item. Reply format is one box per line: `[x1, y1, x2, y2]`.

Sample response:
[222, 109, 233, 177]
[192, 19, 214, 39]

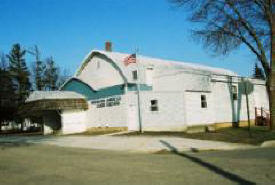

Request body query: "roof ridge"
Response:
[93, 50, 236, 75]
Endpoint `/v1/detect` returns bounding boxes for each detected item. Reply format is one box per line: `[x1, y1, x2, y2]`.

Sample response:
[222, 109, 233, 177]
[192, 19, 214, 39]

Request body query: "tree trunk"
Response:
[270, 13, 275, 130]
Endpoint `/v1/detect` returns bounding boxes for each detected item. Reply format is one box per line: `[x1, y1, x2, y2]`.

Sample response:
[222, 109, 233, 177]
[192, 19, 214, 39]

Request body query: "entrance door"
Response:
[128, 104, 139, 131]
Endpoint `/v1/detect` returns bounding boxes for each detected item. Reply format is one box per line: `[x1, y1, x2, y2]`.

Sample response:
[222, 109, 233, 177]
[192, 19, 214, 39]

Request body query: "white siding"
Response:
[78, 55, 124, 90]
[253, 84, 269, 109]
[211, 79, 269, 124]
[73, 51, 270, 132]
[133, 91, 186, 131]
[85, 95, 128, 128]
[61, 110, 87, 134]
[145, 67, 154, 85]
[153, 69, 184, 91]
[211, 81, 236, 123]
[153, 70, 211, 92]
[184, 92, 215, 126]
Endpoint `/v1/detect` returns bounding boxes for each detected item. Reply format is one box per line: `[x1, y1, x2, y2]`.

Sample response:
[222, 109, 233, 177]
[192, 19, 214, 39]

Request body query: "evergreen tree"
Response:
[44, 57, 59, 91]
[0, 69, 17, 126]
[253, 63, 266, 80]
[7, 43, 31, 104]
[0, 52, 8, 70]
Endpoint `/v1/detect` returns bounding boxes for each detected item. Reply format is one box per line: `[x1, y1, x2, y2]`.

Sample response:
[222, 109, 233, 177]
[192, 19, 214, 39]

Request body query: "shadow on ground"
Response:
[0, 135, 53, 150]
[159, 140, 256, 185]
[0, 141, 32, 150]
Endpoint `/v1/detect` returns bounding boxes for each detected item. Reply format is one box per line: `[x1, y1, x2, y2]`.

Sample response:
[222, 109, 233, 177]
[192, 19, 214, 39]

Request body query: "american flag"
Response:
[123, 53, 136, 66]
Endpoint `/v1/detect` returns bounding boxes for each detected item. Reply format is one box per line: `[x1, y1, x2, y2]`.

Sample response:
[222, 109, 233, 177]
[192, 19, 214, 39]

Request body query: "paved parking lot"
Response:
[0, 140, 275, 185]
[0, 135, 256, 153]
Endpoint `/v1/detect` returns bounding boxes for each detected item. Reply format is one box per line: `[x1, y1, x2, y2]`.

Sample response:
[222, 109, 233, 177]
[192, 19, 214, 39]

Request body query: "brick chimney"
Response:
[105, 41, 112, 52]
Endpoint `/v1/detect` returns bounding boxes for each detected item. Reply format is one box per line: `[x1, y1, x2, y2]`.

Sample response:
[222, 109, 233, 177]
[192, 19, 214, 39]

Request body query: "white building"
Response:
[23, 45, 269, 135]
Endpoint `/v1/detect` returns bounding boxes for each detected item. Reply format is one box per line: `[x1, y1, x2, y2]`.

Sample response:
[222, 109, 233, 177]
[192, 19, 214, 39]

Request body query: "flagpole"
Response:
[136, 48, 143, 133]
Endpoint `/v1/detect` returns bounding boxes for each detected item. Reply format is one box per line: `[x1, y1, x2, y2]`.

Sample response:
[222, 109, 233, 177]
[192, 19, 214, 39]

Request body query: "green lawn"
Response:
[181, 126, 275, 145]
[118, 126, 275, 145]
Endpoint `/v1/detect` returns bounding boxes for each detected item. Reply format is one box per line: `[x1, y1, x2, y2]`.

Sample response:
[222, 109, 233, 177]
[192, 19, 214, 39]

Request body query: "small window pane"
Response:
[201, 95, 207, 108]
[150, 99, 158, 111]
[151, 100, 157, 105]
[232, 85, 238, 100]
[151, 106, 158, 111]
[132, 70, 138, 80]
[232, 85, 237, 93]
[97, 100, 106, 108]
[201, 101, 207, 108]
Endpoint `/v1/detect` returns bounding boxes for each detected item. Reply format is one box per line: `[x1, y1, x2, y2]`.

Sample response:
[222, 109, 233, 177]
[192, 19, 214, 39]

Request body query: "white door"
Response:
[128, 104, 139, 131]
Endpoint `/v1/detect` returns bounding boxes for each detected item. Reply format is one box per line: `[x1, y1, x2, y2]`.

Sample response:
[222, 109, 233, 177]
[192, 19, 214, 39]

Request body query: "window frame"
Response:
[201, 95, 207, 108]
[232, 85, 238, 100]
[132, 70, 138, 80]
[150, 99, 159, 111]
[96, 99, 106, 108]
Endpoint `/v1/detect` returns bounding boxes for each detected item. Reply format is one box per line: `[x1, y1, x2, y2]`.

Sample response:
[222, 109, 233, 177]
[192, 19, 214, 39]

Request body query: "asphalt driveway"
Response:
[0, 141, 275, 185]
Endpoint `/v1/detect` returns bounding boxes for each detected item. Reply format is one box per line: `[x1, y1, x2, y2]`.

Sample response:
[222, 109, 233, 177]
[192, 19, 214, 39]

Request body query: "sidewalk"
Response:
[0, 135, 256, 153]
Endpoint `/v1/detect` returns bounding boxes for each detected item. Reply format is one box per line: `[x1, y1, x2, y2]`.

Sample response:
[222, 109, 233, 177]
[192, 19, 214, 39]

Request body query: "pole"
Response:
[243, 77, 251, 137]
[124, 77, 129, 129]
[136, 49, 143, 133]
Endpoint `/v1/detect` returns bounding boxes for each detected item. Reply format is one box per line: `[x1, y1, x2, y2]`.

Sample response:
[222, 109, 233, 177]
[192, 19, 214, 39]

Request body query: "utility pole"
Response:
[136, 48, 143, 133]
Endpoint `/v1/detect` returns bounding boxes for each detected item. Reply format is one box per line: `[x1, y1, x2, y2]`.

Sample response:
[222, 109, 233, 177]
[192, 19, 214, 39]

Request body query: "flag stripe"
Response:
[123, 54, 136, 66]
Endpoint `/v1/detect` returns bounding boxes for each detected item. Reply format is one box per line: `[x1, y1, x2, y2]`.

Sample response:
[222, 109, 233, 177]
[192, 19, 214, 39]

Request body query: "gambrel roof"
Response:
[76, 50, 237, 77]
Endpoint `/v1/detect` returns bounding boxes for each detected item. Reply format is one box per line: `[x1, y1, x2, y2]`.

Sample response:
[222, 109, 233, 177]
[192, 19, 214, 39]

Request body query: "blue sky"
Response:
[0, 0, 257, 76]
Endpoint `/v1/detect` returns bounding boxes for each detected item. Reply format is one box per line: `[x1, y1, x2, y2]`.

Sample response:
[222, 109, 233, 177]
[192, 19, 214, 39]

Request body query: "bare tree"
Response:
[28, 45, 46, 90]
[57, 68, 71, 88]
[253, 62, 266, 79]
[44, 56, 59, 91]
[170, 0, 275, 129]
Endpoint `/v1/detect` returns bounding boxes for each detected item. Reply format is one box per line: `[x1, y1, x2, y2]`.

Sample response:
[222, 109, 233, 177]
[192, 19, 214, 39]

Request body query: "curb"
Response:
[261, 140, 275, 147]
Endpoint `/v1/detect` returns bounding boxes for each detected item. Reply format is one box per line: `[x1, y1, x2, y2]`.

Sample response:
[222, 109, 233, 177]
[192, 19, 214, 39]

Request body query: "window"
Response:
[106, 97, 121, 107]
[91, 96, 121, 108]
[232, 85, 238, 100]
[150, 99, 158, 111]
[96, 100, 106, 108]
[91, 100, 99, 105]
[132, 70, 138, 80]
[106, 98, 115, 107]
[201, 95, 207, 108]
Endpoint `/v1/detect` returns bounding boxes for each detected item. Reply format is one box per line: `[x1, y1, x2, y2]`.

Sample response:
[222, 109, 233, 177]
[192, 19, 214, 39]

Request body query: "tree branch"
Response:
[226, 1, 270, 68]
